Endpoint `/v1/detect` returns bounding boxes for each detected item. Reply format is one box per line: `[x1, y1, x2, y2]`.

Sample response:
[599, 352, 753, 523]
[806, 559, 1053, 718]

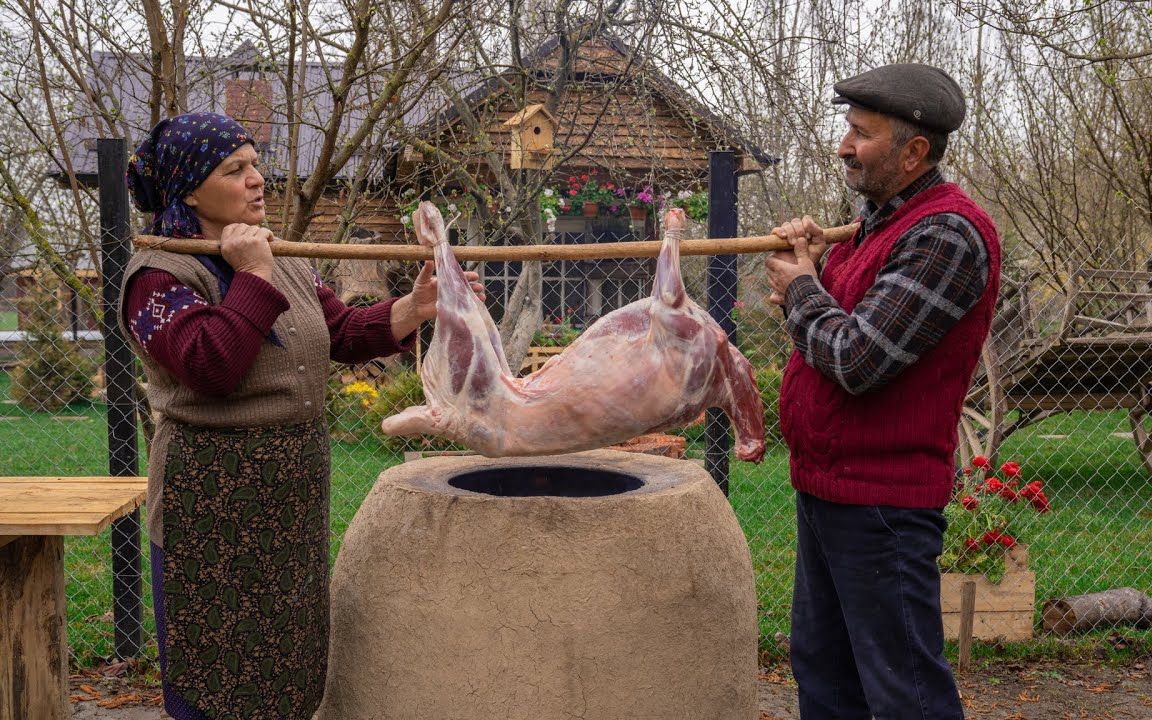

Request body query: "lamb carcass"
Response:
[380, 202, 765, 462]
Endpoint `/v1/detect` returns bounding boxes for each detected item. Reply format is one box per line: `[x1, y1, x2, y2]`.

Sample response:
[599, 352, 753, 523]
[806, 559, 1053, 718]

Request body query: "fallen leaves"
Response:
[69, 685, 163, 708]
[758, 669, 788, 684]
[68, 659, 162, 708]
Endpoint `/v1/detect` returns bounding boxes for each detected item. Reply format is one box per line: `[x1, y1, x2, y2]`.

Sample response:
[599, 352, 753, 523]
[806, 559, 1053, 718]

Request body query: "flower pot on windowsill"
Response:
[581, 201, 599, 217]
[940, 544, 1034, 641]
[628, 205, 648, 221]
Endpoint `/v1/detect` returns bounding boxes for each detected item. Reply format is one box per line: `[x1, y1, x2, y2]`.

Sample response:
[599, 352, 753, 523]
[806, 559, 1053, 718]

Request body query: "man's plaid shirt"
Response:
[782, 167, 990, 396]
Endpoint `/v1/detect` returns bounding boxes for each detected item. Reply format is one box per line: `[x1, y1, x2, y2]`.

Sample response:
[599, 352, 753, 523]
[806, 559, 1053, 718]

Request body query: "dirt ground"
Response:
[70, 659, 1151, 719]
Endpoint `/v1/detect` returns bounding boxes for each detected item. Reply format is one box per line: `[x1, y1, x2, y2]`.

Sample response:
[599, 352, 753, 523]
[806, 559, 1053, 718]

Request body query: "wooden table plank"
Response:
[0, 476, 147, 484]
[1, 487, 145, 513]
[0, 476, 146, 536]
[0, 510, 141, 536]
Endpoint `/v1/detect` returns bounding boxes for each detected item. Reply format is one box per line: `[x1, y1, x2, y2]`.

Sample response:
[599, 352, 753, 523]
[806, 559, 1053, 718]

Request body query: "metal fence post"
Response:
[706, 151, 738, 495]
[98, 138, 144, 658]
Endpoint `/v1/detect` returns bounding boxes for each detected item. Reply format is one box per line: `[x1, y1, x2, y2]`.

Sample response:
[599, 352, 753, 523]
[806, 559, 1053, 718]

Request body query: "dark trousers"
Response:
[790, 491, 964, 720]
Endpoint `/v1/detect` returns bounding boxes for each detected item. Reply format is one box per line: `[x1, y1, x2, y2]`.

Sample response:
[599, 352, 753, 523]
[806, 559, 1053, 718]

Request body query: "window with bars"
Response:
[481, 221, 652, 326]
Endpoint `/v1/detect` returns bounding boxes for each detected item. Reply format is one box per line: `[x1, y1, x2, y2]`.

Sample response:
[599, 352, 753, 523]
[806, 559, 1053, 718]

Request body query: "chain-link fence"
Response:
[2, 209, 1150, 668]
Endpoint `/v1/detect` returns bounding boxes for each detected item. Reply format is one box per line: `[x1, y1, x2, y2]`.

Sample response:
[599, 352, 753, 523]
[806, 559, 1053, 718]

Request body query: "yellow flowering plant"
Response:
[326, 376, 381, 441]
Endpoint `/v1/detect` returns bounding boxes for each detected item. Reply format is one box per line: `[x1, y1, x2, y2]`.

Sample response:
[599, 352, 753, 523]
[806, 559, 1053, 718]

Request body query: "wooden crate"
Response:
[940, 545, 1034, 641]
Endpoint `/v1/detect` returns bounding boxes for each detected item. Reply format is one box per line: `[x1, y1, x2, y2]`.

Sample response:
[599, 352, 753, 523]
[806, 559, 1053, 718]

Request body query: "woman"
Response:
[119, 112, 482, 718]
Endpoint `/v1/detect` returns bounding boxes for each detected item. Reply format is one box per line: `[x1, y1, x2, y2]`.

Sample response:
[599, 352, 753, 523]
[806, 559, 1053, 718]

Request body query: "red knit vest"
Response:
[779, 183, 1001, 508]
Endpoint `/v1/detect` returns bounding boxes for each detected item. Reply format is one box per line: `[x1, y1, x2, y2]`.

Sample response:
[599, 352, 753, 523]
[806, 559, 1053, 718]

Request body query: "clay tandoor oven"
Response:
[316, 449, 757, 720]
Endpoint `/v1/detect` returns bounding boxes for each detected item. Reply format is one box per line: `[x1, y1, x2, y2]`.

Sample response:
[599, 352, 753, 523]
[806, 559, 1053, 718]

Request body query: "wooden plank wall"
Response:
[262, 193, 408, 246]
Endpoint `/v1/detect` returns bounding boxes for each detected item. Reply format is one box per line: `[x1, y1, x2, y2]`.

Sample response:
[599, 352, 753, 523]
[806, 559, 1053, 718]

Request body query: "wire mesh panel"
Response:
[1, 218, 1150, 667]
[0, 251, 138, 667]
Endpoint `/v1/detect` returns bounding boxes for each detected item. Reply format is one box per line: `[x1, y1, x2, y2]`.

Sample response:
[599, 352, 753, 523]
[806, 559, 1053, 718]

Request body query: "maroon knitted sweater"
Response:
[779, 183, 1001, 508]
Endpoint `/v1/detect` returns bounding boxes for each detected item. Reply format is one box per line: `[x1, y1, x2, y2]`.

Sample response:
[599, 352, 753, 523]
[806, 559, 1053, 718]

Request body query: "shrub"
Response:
[10, 274, 94, 411]
[326, 375, 381, 442]
[755, 365, 783, 444]
[368, 369, 462, 452]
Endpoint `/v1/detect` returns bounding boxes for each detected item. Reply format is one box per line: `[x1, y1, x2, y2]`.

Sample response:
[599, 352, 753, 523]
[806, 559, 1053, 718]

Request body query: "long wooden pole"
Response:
[132, 223, 860, 262]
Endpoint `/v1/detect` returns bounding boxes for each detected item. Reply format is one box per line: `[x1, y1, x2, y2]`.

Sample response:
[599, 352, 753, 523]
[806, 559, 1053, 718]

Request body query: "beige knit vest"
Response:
[117, 250, 331, 428]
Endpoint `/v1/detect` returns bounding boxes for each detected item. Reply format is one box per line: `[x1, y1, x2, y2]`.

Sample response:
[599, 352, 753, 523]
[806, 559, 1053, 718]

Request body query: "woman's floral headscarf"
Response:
[126, 113, 253, 238]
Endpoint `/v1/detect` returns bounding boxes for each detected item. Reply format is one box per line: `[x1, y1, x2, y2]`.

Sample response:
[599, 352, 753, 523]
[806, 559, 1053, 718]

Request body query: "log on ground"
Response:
[1042, 587, 1152, 635]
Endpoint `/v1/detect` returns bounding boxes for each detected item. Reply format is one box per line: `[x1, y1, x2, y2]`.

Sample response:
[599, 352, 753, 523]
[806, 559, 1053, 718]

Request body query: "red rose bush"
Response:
[941, 456, 1052, 583]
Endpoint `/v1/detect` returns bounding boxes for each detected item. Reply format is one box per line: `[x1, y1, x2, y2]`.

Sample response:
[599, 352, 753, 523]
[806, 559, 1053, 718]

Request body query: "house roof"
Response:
[55, 31, 772, 187]
[56, 44, 433, 184]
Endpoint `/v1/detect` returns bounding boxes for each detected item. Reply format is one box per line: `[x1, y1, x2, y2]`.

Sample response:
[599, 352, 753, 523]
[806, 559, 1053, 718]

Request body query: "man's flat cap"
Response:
[832, 63, 966, 134]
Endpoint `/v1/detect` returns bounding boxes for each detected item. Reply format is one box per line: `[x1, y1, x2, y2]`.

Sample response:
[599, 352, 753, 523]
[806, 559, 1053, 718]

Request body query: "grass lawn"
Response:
[2, 370, 1149, 667]
[0, 310, 17, 331]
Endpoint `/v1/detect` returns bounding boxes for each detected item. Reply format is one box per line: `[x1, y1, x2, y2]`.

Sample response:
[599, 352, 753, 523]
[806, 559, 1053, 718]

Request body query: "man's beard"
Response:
[843, 150, 903, 202]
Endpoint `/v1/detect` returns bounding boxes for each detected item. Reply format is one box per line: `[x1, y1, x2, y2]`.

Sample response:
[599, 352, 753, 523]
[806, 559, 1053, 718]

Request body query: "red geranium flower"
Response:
[943, 458, 1051, 577]
[1030, 492, 1051, 513]
[1019, 480, 1043, 499]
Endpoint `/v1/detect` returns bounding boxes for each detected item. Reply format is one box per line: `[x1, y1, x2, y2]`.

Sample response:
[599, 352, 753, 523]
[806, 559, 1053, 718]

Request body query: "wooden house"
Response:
[396, 34, 770, 322]
[58, 34, 769, 323]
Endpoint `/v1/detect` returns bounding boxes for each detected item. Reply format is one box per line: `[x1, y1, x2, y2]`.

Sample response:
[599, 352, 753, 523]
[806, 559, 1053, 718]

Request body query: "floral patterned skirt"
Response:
[152, 418, 330, 719]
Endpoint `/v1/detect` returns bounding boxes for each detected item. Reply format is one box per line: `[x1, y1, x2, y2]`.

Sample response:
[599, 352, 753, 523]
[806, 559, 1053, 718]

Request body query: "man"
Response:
[764, 64, 1001, 719]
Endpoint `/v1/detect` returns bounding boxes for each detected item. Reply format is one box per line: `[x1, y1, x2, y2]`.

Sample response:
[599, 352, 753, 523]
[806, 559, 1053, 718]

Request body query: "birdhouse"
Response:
[504, 104, 556, 170]
[398, 143, 424, 173]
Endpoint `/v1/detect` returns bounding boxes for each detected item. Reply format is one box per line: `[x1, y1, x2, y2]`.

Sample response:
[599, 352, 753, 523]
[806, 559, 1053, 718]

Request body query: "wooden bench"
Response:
[0, 476, 147, 720]
[519, 345, 566, 375]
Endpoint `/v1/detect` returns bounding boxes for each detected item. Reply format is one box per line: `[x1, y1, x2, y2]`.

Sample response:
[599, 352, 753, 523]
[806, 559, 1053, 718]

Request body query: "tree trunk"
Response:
[499, 255, 541, 372]
[1042, 588, 1152, 636]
